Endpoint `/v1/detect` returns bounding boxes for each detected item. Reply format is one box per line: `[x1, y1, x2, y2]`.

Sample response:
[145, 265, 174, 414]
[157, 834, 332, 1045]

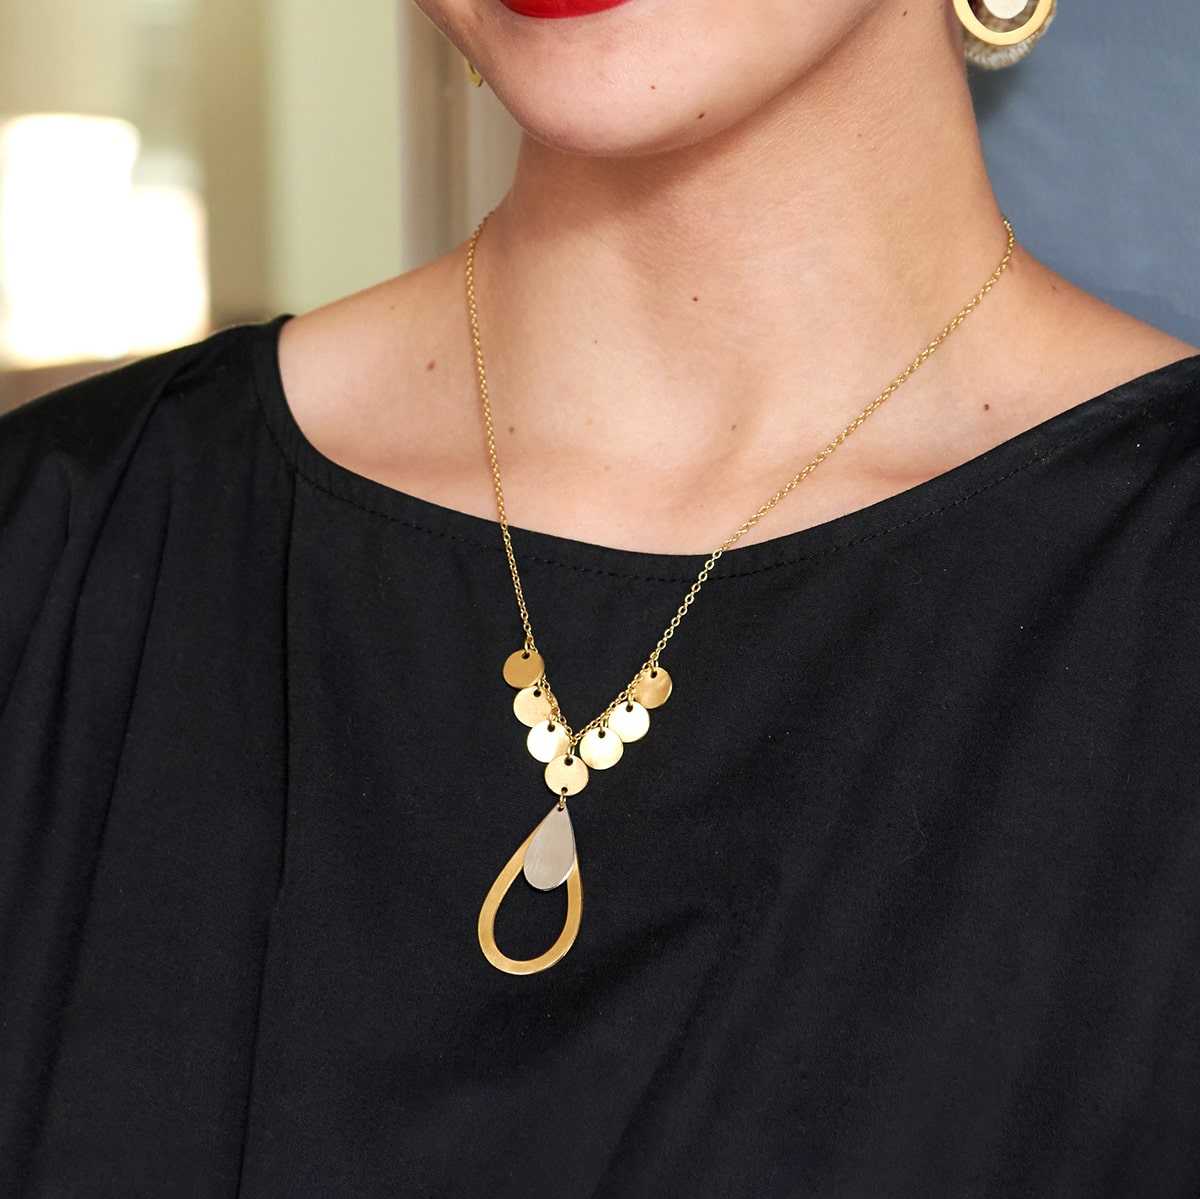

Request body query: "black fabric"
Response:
[2, 319, 1199, 1198]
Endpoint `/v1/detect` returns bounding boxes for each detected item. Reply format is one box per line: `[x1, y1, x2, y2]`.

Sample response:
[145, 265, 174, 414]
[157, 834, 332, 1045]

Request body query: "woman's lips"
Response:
[496, 0, 632, 17]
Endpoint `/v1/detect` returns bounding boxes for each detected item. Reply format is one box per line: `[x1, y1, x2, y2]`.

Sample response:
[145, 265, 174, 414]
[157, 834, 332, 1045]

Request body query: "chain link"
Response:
[466, 216, 1015, 747]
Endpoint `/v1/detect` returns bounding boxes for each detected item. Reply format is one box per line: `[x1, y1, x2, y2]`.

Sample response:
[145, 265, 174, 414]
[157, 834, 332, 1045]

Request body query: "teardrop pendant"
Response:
[478, 805, 584, 975]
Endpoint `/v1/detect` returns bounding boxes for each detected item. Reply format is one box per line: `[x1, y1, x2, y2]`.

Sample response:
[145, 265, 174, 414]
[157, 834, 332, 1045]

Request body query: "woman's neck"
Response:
[284, 2, 1189, 555]
[475, 1, 1007, 445]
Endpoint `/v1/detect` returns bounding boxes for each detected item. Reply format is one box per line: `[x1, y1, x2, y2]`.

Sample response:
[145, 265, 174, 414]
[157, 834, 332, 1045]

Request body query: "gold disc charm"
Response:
[608, 699, 650, 743]
[578, 725, 624, 770]
[478, 806, 583, 975]
[513, 686, 553, 728]
[635, 665, 673, 710]
[526, 720, 570, 764]
[503, 649, 545, 689]
[545, 753, 589, 796]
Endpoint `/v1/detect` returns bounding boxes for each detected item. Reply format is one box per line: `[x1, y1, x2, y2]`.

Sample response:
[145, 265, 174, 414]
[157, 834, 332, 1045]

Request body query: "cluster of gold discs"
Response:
[501, 649, 672, 799]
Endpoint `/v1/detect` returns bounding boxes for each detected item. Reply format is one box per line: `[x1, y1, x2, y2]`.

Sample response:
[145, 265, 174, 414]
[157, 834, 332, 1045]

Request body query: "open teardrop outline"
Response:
[478, 807, 584, 975]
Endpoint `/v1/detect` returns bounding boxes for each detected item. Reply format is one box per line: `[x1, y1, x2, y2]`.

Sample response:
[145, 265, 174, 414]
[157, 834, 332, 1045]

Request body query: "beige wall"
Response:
[266, 0, 404, 315]
[398, 8, 521, 272]
[193, 0, 271, 326]
[0, 0, 134, 118]
[209, 0, 520, 316]
[0, 0, 522, 408]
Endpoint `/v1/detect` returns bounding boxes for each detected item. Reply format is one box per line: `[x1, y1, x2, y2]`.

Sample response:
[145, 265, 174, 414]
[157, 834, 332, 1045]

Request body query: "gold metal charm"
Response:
[513, 685, 554, 727]
[578, 725, 624, 770]
[608, 699, 650, 743]
[478, 806, 583, 975]
[503, 649, 545, 689]
[526, 720, 571, 764]
[635, 665, 673, 709]
[545, 754, 589, 796]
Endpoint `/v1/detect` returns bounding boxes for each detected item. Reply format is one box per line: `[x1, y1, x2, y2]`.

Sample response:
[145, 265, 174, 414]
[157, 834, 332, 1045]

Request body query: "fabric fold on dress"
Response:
[1, 333, 294, 1194]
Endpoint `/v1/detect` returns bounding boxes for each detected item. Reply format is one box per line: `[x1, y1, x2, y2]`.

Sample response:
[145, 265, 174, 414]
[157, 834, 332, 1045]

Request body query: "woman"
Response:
[2, 0, 1198, 1193]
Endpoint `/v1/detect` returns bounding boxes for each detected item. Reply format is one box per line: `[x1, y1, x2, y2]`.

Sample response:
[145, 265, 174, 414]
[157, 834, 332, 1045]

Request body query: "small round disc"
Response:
[513, 686, 553, 728]
[503, 649, 545, 689]
[578, 725, 624, 770]
[636, 666, 673, 710]
[545, 754, 589, 796]
[608, 700, 650, 743]
[527, 720, 571, 764]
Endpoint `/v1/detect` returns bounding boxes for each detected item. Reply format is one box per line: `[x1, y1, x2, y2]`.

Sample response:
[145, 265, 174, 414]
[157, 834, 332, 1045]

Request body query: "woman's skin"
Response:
[278, 0, 1195, 554]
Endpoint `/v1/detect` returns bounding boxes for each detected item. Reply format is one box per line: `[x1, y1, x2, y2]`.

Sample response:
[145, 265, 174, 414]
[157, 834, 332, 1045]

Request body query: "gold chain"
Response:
[466, 215, 1015, 748]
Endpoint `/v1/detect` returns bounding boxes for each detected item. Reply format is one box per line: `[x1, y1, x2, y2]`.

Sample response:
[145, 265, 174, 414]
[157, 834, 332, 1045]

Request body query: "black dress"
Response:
[2, 319, 1199, 1198]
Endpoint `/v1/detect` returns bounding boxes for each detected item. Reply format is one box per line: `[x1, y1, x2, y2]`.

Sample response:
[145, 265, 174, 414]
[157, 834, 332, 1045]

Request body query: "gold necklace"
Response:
[470, 215, 1015, 975]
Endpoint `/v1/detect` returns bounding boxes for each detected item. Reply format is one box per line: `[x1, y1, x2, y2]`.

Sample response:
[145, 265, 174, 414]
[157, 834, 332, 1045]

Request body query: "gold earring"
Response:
[954, 0, 1057, 69]
[464, 59, 484, 88]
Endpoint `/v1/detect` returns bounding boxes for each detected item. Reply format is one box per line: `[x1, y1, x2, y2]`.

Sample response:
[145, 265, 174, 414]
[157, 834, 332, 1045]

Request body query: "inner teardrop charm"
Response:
[478, 805, 584, 975]
[523, 802, 576, 890]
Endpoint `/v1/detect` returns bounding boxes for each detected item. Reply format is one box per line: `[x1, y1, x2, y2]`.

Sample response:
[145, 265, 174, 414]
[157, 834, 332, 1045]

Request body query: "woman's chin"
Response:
[487, 80, 734, 160]
[506, 114, 712, 160]
[454, 0, 881, 160]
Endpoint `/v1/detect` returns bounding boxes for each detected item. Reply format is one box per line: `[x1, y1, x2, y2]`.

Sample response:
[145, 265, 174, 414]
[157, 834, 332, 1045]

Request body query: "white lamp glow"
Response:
[0, 113, 209, 368]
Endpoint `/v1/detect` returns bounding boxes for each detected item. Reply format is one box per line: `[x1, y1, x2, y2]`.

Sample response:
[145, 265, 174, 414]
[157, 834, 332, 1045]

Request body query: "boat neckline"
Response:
[249, 314, 1200, 582]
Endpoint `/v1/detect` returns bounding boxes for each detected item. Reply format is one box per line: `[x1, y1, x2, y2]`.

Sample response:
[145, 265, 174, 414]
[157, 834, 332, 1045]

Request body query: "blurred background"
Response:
[0, 0, 520, 411]
[0, 0, 1196, 414]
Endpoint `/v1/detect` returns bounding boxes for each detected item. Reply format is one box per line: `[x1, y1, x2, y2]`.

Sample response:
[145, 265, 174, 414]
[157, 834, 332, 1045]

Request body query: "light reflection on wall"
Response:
[0, 113, 208, 368]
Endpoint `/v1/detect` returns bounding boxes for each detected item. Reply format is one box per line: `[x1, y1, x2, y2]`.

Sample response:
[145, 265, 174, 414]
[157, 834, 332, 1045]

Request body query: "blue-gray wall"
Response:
[972, 2, 1199, 346]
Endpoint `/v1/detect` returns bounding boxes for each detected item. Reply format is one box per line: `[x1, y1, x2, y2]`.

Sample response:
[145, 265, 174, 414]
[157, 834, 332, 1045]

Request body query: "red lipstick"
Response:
[497, 0, 632, 17]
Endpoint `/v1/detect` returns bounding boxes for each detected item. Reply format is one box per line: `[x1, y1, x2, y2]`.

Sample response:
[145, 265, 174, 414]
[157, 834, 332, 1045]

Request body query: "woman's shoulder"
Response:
[941, 255, 1200, 485]
[273, 252, 490, 517]
[1, 321, 278, 467]
[0, 320, 284, 514]
[0, 321, 293, 685]
[987, 254, 1198, 413]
